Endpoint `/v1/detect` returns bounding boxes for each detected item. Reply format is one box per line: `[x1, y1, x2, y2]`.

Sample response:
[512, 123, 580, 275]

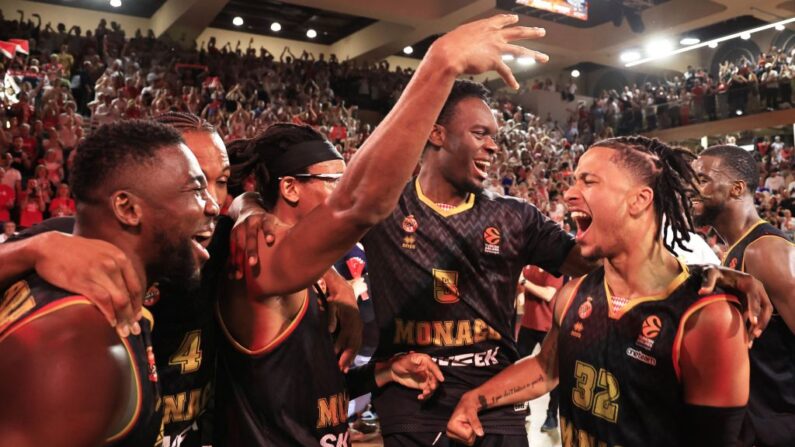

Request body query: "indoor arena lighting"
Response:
[626, 16, 795, 67]
[306, 29, 317, 39]
[740, 33, 751, 40]
[645, 39, 673, 56]
[708, 42, 718, 49]
[502, 54, 515, 61]
[270, 22, 282, 32]
[679, 37, 700, 45]
[110, 0, 122, 7]
[776, 24, 786, 31]
[620, 50, 641, 63]
[403, 46, 413, 55]
[232, 16, 244, 27]
[571, 69, 581, 78]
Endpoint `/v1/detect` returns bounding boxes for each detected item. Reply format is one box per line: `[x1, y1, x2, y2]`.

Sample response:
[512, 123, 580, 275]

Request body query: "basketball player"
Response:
[446, 137, 749, 447]
[692, 145, 795, 447]
[0, 112, 364, 447]
[0, 120, 219, 446]
[216, 15, 551, 446]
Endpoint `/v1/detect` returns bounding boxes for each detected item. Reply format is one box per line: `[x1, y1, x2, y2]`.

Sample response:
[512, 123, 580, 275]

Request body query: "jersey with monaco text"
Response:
[215, 286, 349, 447]
[363, 178, 575, 434]
[557, 263, 739, 447]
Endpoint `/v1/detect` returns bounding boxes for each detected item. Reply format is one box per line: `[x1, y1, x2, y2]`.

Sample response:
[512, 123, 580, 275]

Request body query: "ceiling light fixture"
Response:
[679, 37, 700, 45]
[307, 29, 317, 39]
[620, 50, 641, 62]
[270, 22, 281, 32]
[740, 32, 751, 40]
[517, 56, 536, 66]
[645, 39, 673, 56]
[110, 0, 122, 7]
[776, 24, 786, 31]
[501, 54, 514, 61]
[571, 69, 581, 78]
[232, 16, 244, 27]
[708, 42, 718, 49]
[403, 46, 413, 55]
[626, 16, 795, 67]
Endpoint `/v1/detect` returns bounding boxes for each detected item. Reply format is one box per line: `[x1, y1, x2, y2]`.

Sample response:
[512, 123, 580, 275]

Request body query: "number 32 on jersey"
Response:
[572, 360, 620, 423]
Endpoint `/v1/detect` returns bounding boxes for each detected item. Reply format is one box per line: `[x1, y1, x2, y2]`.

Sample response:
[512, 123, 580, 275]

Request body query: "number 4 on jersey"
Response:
[170, 330, 203, 374]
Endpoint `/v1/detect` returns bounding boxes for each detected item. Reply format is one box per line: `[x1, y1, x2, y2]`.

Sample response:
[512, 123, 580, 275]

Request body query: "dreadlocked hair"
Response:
[231, 123, 326, 209]
[592, 136, 699, 254]
[153, 111, 216, 133]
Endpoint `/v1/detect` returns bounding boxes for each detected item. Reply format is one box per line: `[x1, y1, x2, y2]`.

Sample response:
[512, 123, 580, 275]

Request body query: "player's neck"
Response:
[604, 236, 681, 300]
[417, 168, 468, 206]
[74, 218, 148, 290]
[271, 200, 301, 227]
[712, 199, 760, 246]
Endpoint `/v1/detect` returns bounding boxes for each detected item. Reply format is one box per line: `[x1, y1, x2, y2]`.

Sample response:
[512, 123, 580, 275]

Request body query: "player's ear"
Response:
[427, 123, 445, 149]
[729, 179, 746, 199]
[279, 176, 300, 206]
[628, 185, 654, 217]
[110, 190, 143, 227]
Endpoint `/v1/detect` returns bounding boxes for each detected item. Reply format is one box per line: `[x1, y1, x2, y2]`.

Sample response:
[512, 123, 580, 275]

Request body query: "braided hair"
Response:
[231, 123, 326, 209]
[153, 111, 216, 134]
[592, 136, 699, 254]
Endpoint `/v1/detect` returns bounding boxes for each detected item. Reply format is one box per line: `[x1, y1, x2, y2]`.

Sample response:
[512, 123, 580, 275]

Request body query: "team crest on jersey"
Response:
[578, 297, 593, 319]
[728, 257, 738, 269]
[402, 214, 418, 233]
[483, 226, 501, 255]
[432, 269, 460, 304]
[636, 315, 662, 350]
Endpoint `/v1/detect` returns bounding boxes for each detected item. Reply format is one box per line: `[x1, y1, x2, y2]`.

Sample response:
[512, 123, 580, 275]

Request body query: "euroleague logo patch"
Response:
[483, 226, 501, 255]
[637, 315, 662, 350]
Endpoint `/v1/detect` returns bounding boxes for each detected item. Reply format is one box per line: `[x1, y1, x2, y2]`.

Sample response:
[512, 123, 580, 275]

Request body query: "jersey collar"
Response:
[415, 178, 475, 218]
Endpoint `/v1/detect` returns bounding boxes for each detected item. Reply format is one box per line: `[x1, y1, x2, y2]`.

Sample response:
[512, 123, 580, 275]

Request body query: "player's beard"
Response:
[149, 227, 202, 295]
[693, 201, 724, 228]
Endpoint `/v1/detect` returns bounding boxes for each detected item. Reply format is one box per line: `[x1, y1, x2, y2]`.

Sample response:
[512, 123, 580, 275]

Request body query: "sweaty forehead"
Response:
[450, 97, 496, 129]
[182, 131, 229, 171]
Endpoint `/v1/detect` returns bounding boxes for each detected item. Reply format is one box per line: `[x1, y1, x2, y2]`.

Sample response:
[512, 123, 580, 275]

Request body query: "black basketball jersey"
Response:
[363, 179, 575, 434]
[557, 263, 740, 447]
[722, 220, 795, 445]
[215, 287, 350, 447]
[7, 215, 233, 447]
[0, 274, 162, 447]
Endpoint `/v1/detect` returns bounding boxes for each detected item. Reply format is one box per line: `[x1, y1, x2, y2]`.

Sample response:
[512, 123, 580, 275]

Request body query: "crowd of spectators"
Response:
[0, 12, 792, 251]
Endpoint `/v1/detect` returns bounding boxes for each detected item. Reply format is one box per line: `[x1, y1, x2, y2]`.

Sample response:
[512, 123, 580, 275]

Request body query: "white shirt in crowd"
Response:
[664, 226, 721, 265]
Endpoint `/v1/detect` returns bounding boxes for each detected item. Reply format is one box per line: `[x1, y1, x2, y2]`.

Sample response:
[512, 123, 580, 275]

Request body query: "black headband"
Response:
[267, 140, 343, 177]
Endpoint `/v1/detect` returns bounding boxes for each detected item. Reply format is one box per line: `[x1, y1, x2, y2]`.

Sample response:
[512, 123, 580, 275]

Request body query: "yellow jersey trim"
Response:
[415, 178, 475, 218]
[740, 234, 795, 272]
[605, 259, 690, 320]
[558, 276, 587, 327]
[216, 291, 309, 356]
[721, 220, 766, 266]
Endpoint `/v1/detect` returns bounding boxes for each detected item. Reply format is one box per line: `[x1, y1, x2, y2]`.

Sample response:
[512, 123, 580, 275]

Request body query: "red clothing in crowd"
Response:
[328, 124, 347, 142]
[0, 184, 14, 222]
[520, 265, 564, 332]
[19, 193, 44, 228]
[49, 197, 76, 217]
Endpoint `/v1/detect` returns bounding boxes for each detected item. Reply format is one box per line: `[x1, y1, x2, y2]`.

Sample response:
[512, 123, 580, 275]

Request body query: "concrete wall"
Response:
[3, 0, 151, 36]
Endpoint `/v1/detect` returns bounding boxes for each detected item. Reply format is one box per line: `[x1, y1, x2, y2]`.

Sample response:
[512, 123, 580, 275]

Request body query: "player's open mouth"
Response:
[571, 210, 592, 240]
[191, 231, 212, 262]
[473, 159, 490, 179]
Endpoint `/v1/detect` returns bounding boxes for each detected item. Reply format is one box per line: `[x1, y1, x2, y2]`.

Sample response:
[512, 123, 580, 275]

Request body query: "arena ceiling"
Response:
[29, 0, 795, 76]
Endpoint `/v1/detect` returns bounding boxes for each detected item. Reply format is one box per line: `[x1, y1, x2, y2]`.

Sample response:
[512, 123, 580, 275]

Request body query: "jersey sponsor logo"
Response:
[570, 321, 584, 339]
[393, 318, 502, 347]
[161, 383, 212, 425]
[626, 347, 657, 366]
[483, 226, 501, 254]
[636, 315, 661, 350]
[578, 297, 593, 319]
[0, 280, 35, 330]
[728, 257, 738, 269]
[319, 431, 350, 447]
[432, 269, 460, 303]
[316, 391, 349, 429]
[433, 347, 500, 367]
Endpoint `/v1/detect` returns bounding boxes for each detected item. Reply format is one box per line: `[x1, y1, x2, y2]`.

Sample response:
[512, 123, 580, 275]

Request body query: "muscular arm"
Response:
[0, 305, 132, 447]
[241, 18, 546, 296]
[744, 237, 795, 333]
